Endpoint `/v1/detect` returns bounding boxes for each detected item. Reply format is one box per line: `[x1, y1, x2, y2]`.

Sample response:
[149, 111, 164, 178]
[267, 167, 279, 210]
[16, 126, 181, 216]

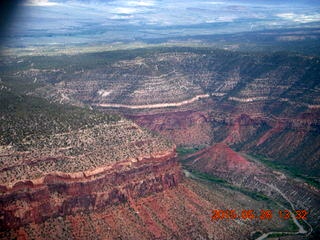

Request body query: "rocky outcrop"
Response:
[224, 113, 320, 176]
[0, 98, 181, 234]
[130, 106, 320, 176]
[0, 149, 182, 231]
[128, 110, 213, 147]
[186, 143, 257, 174]
[1, 178, 295, 240]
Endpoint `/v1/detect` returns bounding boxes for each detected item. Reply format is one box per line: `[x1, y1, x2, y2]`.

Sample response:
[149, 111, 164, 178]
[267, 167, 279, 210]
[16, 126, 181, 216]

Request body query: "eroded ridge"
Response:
[0, 113, 182, 231]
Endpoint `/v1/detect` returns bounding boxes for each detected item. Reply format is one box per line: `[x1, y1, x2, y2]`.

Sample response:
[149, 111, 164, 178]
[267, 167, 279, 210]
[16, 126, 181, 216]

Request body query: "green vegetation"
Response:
[1, 46, 226, 74]
[183, 167, 271, 202]
[189, 170, 229, 184]
[184, 167, 302, 236]
[176, 146, 203, 157]
[250, 231, 262, 239]
[249, 154, 320, 189]
[0, 90, 120, 147]
[268, 232, 288, 238]
[287, 219, 299, 232]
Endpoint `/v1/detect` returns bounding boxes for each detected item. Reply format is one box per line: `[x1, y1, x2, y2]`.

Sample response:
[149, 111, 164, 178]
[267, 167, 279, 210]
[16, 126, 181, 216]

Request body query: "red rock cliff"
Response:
[0, 149, 182, 231]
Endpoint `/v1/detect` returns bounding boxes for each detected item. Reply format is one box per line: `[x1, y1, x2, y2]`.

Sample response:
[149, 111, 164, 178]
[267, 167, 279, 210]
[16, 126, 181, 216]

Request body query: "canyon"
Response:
[1, 47, 320, 239]
[0, 92, 289, 239]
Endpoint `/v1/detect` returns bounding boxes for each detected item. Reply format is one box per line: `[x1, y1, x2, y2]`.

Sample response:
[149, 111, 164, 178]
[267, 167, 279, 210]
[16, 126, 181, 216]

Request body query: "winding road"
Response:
[255, 177, 313, 240]
[182, 169, 313, 240]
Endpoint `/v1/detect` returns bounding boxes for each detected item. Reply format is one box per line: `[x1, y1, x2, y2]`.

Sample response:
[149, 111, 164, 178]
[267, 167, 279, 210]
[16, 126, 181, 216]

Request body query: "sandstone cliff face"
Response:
[1, 178, 293, 240]
[130, 106, 320, 176]
[129, 110, 213, 147]
[0, 95, 180, 235]
[2, 143, 291, 240]
[222, 111, 320, 176]
[0, 149, 181, 231]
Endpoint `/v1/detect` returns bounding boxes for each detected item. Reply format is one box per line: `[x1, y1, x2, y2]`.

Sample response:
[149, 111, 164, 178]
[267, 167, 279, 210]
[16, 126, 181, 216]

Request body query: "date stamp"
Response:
[211, 209, 308, 221]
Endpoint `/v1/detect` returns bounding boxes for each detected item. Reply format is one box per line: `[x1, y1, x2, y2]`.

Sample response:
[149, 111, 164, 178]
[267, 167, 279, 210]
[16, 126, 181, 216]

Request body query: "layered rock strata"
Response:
[0, 118, 181, 232]
[0, 149, 181, 231]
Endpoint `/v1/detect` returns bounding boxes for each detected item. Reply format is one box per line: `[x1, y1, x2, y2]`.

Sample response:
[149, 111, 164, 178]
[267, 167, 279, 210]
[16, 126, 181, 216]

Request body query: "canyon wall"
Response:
[0, 149, 181, 231]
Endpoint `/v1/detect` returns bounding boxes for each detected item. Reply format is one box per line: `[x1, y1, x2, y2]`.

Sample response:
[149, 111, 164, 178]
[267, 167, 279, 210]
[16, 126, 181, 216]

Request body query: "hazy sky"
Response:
[1, 0, 320, 47]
